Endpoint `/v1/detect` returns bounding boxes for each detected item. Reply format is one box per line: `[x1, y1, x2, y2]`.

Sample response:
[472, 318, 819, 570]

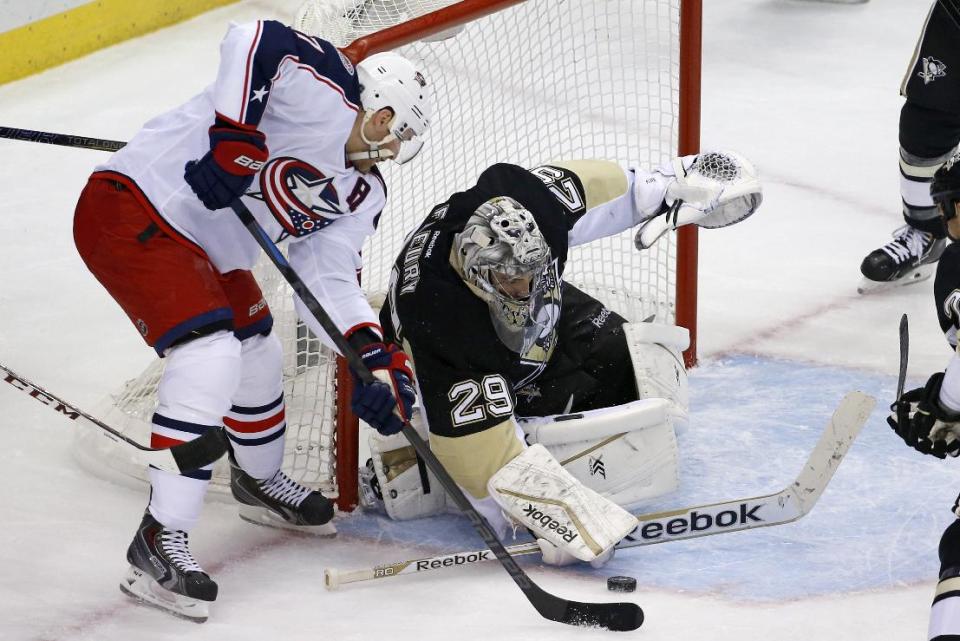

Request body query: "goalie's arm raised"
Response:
[529, 152, 762, 250]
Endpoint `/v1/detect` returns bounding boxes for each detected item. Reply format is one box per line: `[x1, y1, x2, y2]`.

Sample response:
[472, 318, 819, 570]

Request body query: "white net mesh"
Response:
[77, 0, 689, 507]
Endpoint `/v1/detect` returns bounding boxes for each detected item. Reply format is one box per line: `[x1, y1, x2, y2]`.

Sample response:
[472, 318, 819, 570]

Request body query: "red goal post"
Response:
[80, 0, 702, 514]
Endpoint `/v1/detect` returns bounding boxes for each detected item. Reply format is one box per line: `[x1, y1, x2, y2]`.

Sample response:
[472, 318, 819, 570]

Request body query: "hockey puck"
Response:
[607, 576, 637, 593]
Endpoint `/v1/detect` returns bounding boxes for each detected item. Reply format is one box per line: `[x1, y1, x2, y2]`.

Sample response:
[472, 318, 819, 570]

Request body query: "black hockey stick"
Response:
[1, 363, 228, 473]
[896, 313, 909, 401]
[228, 199, 644, 632]
[0, 126, 126, 152]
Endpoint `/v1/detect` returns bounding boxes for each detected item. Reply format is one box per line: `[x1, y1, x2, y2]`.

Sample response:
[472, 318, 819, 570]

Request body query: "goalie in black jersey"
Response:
[366, 153, 762, 567]
[889, 152, 960, 639]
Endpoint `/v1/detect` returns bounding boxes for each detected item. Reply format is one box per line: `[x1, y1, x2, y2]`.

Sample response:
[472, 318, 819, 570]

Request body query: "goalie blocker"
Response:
[360, 322, 688, 520]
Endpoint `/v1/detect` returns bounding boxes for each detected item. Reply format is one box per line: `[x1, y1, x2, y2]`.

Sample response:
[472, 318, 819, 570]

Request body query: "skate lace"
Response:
[880, 225, 931, 265]
[158, 530, 203, 574]
[258, 471, 311, 508]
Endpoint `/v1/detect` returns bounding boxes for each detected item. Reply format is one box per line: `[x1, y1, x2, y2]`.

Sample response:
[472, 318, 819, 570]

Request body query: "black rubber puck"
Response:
[607, 576, 637, 592]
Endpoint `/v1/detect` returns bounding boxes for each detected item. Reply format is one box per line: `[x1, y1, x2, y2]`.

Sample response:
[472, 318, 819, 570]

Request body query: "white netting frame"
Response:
[75, 0, 689, 507]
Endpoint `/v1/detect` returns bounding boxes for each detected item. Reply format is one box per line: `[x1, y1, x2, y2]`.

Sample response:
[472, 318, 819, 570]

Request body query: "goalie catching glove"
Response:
[889, 372, 960, 459]
[351, 343, 416, 436]
[635, 150, 763, 249]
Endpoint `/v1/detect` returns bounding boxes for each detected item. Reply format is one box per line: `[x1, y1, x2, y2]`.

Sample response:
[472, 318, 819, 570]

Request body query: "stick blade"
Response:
[897, 313, 909, 400]
[529, 585, 644, 631]
[791, 391, 875, 513]
[169, 427, 229, 472]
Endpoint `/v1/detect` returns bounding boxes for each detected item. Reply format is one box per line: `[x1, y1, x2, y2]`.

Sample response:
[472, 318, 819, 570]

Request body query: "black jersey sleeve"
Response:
[934, 241, 960, 345]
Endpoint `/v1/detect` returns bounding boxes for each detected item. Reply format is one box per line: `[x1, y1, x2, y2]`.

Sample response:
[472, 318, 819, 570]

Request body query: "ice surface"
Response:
[0, 0, 950, 639]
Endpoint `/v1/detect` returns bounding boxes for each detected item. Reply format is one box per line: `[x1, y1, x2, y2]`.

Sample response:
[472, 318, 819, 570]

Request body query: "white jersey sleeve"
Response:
[287, 212, 381, 352]
[533, 160, 670, 249]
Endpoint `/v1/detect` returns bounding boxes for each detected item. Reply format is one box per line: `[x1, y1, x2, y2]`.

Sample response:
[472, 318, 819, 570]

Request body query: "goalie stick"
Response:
[228, 199, 643, 631]
[1, 363, 228, 474]
[324, 390, 876, 589]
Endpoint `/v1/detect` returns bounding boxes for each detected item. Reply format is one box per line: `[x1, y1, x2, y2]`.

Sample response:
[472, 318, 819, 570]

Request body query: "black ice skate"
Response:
[858, 224, 946, 294]
[120, 511, 217, 622]
[229, 456, 336, 535]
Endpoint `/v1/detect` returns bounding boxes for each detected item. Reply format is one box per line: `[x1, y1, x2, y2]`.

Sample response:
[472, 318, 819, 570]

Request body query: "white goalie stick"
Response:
[1, 362, 229, 474]
[324, 390, 876, 589]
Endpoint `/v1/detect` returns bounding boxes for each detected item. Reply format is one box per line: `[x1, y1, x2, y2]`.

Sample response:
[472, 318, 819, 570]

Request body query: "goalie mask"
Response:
[933, 151, 960, 240]
[454, 197, 559, 354]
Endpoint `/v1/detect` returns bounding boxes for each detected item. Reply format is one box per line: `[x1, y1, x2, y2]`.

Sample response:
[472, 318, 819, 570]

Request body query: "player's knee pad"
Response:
[226, 331, 286, 479]
[362, 409, 451, 520]
[623, 322, 689, 419]
[898, 143, 954, 231]
[519, 398, 679, 509]
[156, 330, 242, 425]
[234, 331, 284, 403]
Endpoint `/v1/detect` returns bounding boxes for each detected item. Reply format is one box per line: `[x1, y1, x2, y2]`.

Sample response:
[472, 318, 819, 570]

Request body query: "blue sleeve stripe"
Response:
[239, 21, 265, 125]
[240, 21, 361, 126]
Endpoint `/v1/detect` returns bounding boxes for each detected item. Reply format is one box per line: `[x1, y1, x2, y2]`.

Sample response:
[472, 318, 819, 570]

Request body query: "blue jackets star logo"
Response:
[255, 157, 343, 237]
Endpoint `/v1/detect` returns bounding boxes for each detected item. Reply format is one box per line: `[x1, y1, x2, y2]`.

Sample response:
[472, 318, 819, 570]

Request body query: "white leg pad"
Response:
[487, 444, 637, 562]
[366, 409, 449, 520]
[520, 398, 679, 509]
[625, 322, 689, 419]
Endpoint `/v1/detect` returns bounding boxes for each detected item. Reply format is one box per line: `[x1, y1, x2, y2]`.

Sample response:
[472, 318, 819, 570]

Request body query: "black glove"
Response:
[184, 118, 268, 210]
[350, 343, 416, 436]
[888, 372, 960, 459]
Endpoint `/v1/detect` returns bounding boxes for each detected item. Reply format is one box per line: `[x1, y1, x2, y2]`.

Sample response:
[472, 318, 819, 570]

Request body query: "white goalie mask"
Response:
[351, 51, 433, 164]
[454, 197, 559, 353]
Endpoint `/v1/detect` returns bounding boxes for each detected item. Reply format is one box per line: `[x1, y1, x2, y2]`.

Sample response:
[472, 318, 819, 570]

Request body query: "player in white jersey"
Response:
[72, 19, 431, 621]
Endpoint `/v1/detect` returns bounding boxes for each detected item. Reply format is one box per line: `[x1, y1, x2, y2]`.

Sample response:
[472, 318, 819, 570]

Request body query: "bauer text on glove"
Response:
[184, 116, 268, 211]
[350, 343, 416, 436]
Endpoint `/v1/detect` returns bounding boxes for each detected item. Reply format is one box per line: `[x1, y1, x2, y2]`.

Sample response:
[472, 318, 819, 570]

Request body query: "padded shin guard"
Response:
[150, 331, 243, 530]
[900, 147, 953, 234]
[487, 444, 637, 562]
[225, 333, 286, 480]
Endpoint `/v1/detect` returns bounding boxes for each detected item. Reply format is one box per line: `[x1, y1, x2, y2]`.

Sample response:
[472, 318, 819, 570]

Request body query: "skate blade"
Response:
[238, 504, 338, 536]
[120, 566, 210, 623]
[857, 263, 935, 295]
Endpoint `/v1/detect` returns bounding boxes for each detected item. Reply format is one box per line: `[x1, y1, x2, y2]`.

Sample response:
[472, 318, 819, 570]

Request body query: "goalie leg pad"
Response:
[487, 443, 637, 562]
[625, 322, 689, 418]
[520, 398, 679, 509]
[366, 410, 450, 520]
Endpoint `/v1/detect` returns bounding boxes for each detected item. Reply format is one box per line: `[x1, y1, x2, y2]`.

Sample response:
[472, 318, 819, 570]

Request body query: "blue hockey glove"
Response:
[184, 118, 268, 211]
[351, 343, 416, 436]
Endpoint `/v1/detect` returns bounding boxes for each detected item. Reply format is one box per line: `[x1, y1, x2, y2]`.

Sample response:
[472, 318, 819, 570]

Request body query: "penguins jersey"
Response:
[935, 241, 960, 349]
[98, 20, 385, 346]
[381, 160, 665, 440]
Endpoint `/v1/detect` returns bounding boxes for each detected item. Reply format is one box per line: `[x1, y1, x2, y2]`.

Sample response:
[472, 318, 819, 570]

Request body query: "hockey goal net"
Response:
[76, 0, 701, 512]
